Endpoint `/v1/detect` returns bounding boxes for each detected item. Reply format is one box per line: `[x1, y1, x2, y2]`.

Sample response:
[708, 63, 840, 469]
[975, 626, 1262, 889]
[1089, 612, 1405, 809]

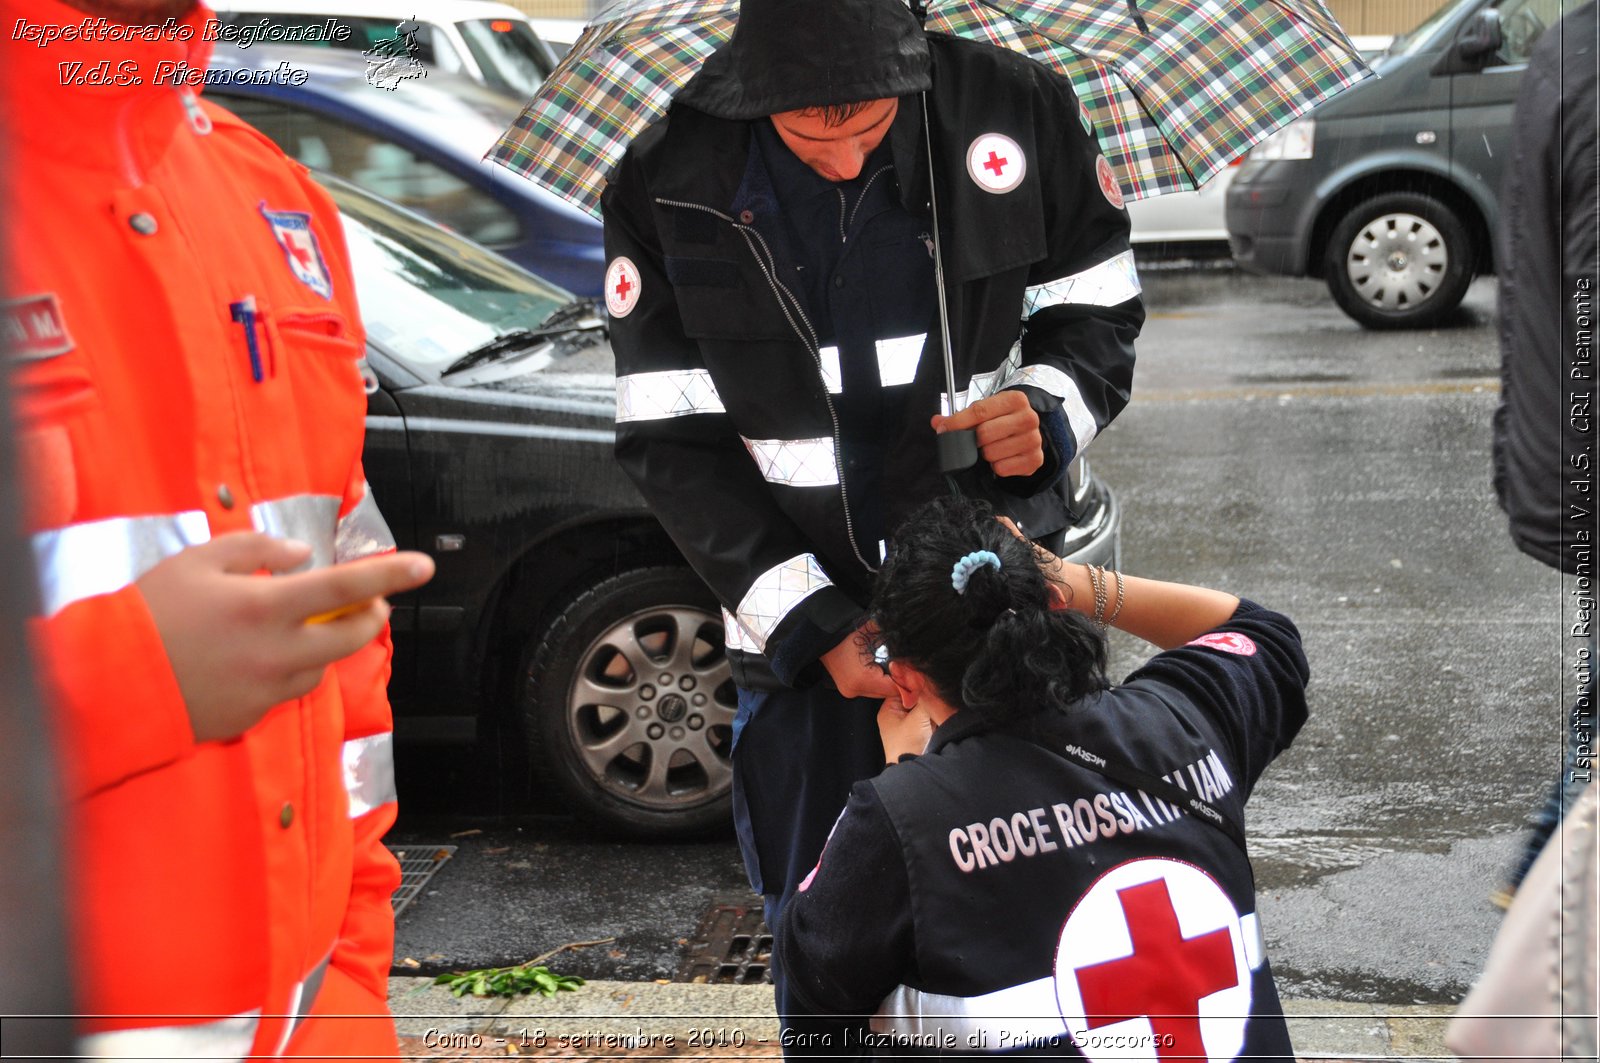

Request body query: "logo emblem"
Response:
[261, 207, 333, 299]
[3, 293, 74, 361]
[606, 257, 641, 317]
[1054, 858, 1251, 1062]
[1095, 155, 1125, 210]
[967, 133, 1026, 194]
[364, 19, 428, 90]
[1186, 632, 1258, 656]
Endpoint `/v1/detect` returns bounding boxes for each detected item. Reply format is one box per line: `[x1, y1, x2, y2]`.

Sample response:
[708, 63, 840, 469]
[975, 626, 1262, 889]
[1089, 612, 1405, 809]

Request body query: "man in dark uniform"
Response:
[601, 0, 1142, 1048]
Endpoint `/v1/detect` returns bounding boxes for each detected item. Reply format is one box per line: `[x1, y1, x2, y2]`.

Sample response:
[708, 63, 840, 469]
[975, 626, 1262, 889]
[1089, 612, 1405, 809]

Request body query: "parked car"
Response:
[1127, 161, 1239, 245]
[208, 0, 561, 98]
[206, 44, 605, 297]
[319, 174, 1123, 836]
[1226, 0, 1575, 328]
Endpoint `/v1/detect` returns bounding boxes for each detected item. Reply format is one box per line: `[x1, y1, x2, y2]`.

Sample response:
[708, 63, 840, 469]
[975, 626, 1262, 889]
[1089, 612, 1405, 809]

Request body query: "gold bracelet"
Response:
[1104, 568, 1126, 627]
[1088, 564, 1109, 627]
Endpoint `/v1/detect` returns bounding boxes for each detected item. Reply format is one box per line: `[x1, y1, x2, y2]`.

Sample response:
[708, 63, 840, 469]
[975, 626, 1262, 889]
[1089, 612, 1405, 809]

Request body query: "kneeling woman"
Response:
[775, 497, 1309, 1060]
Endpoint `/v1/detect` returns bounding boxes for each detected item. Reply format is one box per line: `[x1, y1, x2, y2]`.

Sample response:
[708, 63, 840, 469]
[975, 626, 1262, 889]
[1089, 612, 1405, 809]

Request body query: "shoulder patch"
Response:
[3, 294, 74, 361]
[967, 133, 1026, 194]
[260, 205, 333, 299]
[606, 256, 641, 317]
[1186, 632, 1257, 656]
[1095, 154, 1125, 211]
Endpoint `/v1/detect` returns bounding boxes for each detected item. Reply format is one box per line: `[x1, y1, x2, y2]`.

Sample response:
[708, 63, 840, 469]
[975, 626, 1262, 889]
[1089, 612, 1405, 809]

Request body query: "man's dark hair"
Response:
[871, 497, 1108, 721]
[798, 100, 877, 128]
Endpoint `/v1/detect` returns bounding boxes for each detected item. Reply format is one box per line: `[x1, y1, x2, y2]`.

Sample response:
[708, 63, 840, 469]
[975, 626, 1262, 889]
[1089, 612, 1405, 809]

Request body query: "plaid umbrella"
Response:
[488, 0, 1369, 217]
[925, 0, 1370, 198]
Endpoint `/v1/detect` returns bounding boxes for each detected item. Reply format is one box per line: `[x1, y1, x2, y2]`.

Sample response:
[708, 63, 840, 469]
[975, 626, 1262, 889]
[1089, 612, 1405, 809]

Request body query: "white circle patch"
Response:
[605, 256, 641, 317]
[967, 133, 1026, 194]
[1053, 858, 1251, 1062]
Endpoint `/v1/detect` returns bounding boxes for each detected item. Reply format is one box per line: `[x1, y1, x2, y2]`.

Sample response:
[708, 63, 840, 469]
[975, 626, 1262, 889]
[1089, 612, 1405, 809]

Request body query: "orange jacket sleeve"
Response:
[28, 588, 196, 802]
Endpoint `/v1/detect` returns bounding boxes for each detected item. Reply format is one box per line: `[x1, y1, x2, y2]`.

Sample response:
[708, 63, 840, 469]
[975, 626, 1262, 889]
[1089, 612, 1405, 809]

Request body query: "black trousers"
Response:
[732, 684, 884, 1059]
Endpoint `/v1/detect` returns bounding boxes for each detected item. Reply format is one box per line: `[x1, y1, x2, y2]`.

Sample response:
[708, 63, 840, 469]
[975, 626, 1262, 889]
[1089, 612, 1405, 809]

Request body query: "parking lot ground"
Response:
[391, 269, 1555, 1026]
[390, 978, 1458, 1061]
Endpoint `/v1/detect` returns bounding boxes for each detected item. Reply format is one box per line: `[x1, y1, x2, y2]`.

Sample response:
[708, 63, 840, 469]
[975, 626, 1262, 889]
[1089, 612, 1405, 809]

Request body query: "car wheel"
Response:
[523, 567, 735, 837]
[1324, 192, 1474, 329]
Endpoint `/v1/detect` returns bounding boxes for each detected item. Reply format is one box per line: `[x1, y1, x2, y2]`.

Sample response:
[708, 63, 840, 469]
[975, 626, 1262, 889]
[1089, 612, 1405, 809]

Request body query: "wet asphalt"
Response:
[391, 265, 1566, 1007]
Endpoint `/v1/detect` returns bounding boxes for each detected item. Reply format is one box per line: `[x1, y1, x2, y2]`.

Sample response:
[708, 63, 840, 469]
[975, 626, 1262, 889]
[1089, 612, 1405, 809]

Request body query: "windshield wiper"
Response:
[440, 316, 605, 379]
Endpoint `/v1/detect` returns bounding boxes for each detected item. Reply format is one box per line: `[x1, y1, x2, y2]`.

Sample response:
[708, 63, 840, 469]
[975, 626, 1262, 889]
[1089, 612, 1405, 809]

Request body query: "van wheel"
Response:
[1324, 193, 1474, 329]
[522, 567, 735, 838]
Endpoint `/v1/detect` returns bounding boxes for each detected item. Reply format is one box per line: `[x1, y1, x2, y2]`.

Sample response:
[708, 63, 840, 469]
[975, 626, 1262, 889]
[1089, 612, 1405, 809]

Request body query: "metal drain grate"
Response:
[386, 844, 456, 918]
[677, 899, 773, 984]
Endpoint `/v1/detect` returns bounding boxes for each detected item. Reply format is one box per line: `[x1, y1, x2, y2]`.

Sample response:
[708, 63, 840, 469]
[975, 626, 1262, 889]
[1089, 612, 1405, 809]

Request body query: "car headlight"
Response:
[1250, 118, 1316, 161]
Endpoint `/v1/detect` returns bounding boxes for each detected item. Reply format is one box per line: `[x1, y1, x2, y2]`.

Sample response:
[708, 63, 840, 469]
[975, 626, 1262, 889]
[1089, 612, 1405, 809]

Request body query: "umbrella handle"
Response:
[938, 428, 979, 474]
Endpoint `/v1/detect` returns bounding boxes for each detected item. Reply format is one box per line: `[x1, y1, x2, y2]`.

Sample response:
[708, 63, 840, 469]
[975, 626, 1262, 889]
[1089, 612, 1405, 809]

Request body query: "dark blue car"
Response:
[207, 44, 605, 298]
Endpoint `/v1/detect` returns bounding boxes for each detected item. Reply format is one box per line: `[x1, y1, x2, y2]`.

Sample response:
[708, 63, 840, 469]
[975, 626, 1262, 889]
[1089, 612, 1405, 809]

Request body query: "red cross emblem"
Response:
[1095, 154, 1126, 211]
[968, 133, 1025, 194]
[1186, 631, 1258, 656]
[1054, 859, 1250, 1062]
[260, 206, 333, 299]
[1075, 879, 1237, 1058]
[605, 256, 641, 317]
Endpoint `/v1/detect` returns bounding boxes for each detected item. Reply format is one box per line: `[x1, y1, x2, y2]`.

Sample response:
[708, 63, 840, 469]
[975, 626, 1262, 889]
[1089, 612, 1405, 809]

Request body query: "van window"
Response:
[210, 95, 522, 248]
[457, 18, 554, 97]
[1492, 0, 1567, 62]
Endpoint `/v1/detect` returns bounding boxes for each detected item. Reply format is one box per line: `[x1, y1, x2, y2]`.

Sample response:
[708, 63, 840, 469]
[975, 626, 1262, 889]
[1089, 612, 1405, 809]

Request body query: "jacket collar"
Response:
[4, 0, 216, 173]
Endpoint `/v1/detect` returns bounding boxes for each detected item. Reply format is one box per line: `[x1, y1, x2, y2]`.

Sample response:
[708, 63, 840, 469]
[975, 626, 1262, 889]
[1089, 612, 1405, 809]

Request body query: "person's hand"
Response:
[877, 696, 935, 763]
[137, 533, 435, 743]
[931, 390, 1043, 478]
[819, 621, 897, 700]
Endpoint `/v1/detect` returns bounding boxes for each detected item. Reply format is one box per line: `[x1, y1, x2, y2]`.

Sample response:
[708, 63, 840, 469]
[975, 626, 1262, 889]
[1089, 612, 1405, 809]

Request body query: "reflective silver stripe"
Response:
[343, 732, 397, 818]
[722, 607, 763, 655]
[741, 436, 839, 487]
[78, 1011, 260, 1061]
[819, 334, 925, 393]
[1241, 911, 1265, 970]
[615, 368, 725, 422]
[1024, 249, 1141, 313]
[1002, 364, 1099, 454]
[941, 345, 1023, 415]
[250, 494, 341, 572]
[274, 950, 333, 1054]
[33, 510, 211, 618]
[873, 979, 1067, 1043]
[818, 346, 843, 393]
[735, 554, 833, 652]
[875, 334, 924, 386]
[872, 910, 1267, 1043]
[335, 482, 396, 563]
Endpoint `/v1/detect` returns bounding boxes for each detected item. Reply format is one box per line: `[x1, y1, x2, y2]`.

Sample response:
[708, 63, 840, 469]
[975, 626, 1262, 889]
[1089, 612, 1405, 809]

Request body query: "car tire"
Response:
[1324, 192, 1475, 330]
[522, 567, 736, 838]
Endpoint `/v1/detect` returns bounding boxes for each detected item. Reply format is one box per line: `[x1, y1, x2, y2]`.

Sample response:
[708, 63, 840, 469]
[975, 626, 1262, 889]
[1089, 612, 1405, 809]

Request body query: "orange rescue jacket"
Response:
[4, 1, 402, 1056]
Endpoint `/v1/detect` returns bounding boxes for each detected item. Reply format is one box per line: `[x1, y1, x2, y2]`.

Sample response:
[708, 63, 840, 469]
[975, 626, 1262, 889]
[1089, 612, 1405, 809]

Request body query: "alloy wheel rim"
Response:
[1345, 212, 1449, 312]
[566, 605, 735, 811]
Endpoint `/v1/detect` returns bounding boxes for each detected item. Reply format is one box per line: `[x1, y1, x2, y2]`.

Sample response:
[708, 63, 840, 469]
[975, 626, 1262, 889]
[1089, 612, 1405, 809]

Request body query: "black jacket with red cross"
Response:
[773, 601, 1309, 1061]
[601, 31, 1143, 690]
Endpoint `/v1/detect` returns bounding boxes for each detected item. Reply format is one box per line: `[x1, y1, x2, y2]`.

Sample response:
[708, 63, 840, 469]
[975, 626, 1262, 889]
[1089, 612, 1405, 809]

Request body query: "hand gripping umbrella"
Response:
[487, 0, 1370, 469]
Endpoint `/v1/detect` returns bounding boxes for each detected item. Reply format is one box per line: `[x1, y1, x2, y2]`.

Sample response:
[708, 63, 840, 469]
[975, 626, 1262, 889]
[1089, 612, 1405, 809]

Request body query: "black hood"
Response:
[679, 0, 931, 119]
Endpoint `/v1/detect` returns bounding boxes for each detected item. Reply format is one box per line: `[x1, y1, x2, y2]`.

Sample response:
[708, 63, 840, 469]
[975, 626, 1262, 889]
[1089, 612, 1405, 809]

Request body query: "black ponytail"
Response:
[871, 497, 1108, 722]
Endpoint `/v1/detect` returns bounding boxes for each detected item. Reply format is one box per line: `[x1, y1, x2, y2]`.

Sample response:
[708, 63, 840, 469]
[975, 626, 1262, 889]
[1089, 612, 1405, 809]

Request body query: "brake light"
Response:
[491, 19, 513, 31]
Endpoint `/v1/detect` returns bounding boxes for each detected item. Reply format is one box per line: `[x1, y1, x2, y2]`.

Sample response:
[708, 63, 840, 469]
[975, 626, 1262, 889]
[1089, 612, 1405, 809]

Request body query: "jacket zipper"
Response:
[653, 196, 879, 574]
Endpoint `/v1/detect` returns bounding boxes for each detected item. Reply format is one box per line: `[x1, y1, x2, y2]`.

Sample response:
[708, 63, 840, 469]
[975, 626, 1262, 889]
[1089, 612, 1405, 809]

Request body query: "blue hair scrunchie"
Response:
[950, 550, 1002, 594]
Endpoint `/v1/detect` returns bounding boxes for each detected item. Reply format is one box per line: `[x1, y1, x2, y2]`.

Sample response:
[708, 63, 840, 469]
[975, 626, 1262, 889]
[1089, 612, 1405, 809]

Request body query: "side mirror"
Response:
[1456, 8, 1504, 61]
